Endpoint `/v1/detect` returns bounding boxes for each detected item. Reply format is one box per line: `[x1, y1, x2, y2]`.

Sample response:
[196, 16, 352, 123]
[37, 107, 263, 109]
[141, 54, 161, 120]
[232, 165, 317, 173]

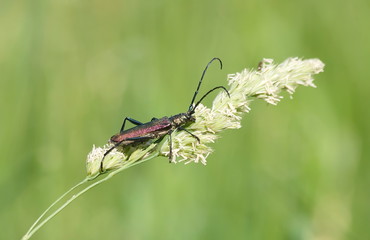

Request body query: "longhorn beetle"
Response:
[101, 58, 230, 172]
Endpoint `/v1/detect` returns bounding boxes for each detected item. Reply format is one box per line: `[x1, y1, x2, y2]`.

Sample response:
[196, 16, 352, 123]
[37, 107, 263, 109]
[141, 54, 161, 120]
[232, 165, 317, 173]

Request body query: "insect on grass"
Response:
[22, 57, 324, 240]
[100, 58, 230, 172]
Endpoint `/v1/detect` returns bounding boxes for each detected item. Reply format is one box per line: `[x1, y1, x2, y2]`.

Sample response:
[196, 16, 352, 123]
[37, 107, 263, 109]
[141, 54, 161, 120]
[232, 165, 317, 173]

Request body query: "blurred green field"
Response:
[1, 0, 369, 239]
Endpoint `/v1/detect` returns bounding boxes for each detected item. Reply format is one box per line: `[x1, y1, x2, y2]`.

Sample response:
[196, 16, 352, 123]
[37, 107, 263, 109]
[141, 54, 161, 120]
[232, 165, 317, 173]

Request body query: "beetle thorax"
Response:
[170, 112, 195, 127]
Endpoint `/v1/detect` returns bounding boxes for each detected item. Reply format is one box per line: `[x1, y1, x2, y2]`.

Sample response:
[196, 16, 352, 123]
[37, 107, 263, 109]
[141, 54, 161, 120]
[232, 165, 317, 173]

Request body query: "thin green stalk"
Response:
[23, 178, 88, 238]
[22, 153, 158, 240]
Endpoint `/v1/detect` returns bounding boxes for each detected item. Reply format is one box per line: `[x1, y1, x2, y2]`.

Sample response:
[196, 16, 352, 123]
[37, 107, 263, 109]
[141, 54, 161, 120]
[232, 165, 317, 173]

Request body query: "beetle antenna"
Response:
[190, 86, 230, 114]
[188, 58, 223, 111]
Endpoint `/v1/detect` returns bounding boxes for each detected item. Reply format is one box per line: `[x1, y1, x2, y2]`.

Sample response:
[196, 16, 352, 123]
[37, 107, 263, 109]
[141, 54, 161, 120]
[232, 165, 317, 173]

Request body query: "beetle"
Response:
[101, 58, 229, 172]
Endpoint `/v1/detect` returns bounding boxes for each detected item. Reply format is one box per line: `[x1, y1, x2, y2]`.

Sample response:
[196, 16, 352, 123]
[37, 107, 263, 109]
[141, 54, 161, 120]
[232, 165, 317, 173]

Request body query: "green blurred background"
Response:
[1, 0, 369, 239]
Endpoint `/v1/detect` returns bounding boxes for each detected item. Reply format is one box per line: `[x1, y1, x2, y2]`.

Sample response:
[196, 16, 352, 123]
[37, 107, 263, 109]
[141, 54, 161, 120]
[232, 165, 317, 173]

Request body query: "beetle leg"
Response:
[124, 136, 155, 142]
[101, 140, 125, 172]
[178, 127, 200, 143]
[120, 117, 143, 132]
[168, 130, 174, 163]
[100, 136, 156, 173]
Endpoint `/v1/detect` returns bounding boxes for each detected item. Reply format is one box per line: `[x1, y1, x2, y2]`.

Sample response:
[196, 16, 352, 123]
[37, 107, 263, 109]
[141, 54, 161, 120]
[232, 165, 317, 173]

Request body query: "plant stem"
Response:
[23, 178, 88, 239]
[22, 153, 158, 240]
